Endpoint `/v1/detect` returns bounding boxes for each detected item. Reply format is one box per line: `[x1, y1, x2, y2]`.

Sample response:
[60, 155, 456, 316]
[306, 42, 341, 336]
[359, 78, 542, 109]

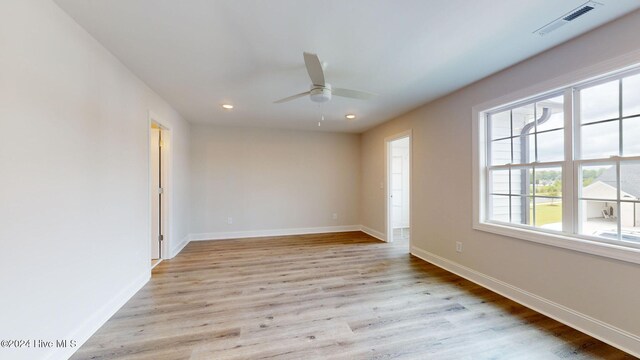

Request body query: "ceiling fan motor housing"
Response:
[310, 83, 332, 103]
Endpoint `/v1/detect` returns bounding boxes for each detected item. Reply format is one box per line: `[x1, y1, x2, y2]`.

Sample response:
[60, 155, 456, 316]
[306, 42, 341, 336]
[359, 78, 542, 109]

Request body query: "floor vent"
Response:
[533, 1, 603, 37]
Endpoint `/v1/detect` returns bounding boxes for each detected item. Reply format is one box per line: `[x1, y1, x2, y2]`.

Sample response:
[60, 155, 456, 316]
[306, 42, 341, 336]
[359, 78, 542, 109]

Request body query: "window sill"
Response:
[474, 221, 640, 265]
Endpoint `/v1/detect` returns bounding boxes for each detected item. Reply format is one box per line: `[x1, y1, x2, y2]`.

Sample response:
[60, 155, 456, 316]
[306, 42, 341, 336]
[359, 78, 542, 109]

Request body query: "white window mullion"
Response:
[616, 161, 622, 241]
[488, 161, 564, 171]
[618, 79, 624, 156]
[574, 87, 583, 235]
[564, 88, 575, 234]
[484, 113, 491, 223]
[616, 78, 623, 241]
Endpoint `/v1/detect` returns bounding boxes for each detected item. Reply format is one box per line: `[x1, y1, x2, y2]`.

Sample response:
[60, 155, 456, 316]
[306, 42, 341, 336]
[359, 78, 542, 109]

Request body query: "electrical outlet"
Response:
[227, 217, 233, 225]
[456, 242, 463, 253]
[332, 213, 338, 220]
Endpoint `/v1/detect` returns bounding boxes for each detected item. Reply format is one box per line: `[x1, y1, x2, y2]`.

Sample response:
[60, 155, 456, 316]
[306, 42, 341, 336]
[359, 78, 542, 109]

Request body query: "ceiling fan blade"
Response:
[303, 52, 325, 86]
[332, 88, 376, 100]
[273, 91, 310, 104]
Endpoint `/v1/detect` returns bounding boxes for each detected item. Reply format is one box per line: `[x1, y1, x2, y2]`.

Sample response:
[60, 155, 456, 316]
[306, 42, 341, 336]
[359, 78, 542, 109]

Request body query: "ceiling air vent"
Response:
[563, 5, 595, 21]
[533, 1, 603, 36]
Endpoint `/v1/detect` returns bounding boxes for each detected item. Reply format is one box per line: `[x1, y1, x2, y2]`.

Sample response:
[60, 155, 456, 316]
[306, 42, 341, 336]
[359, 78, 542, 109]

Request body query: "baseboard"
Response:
[189, 225, 361, 241]
[170, 235, 190, 258]
[410, 246, 640, 357]
[360, 225, 386, 242]
[49, 270, 150, 360]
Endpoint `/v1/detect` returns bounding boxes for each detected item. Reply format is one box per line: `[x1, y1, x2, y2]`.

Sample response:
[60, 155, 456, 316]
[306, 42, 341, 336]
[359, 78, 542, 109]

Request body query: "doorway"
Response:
[386, 132, 411, 249]
[150, 120, 169, 268]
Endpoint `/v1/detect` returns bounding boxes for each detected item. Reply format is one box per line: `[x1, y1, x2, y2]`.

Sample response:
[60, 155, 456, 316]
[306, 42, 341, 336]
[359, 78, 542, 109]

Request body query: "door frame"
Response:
[148, 111, 172, 263]
[385, 130, 412, 245]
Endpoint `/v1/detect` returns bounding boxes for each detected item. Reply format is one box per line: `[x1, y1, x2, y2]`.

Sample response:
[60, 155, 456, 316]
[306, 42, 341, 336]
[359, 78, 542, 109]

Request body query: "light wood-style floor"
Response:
[72, 232, 636, 360]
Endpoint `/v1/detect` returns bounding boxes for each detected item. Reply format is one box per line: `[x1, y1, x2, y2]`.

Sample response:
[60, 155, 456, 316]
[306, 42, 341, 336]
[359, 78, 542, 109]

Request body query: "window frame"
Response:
[472, 54, 640, 265]
[485, 91, 568, 233]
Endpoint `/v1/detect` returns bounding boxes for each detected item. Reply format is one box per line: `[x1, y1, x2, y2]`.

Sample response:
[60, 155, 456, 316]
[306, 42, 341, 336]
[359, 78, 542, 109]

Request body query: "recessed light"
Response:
[222, 104, 234, 110]
[345, 114, 356, 119]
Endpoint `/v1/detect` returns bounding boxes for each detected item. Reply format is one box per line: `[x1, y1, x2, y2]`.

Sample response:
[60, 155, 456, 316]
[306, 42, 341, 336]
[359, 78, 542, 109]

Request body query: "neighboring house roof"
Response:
[595, 166, 640, 199]
[583, 181, 618, 200]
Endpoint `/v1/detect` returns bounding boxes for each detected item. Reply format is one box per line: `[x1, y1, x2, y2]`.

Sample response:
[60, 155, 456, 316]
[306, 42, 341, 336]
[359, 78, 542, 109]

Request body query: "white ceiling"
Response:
[54, 0, 640, 133]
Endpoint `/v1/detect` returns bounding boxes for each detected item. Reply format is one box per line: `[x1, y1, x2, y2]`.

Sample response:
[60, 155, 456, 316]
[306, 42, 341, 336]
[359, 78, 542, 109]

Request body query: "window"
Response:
[479, 68, 640, 254]
[488, 95, 564, 229]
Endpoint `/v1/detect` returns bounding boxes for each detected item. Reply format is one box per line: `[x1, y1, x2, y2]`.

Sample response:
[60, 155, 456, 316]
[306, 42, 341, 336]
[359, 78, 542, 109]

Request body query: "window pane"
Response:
[579, 200, 618, 239]
[537, 129, 564, 162]
[620, 202, 640, 244]
[534, 197, 562, 230]
[623, 73, 640, 117]
[490, 195, 510, 222]
[581, 164, 616, 200]
[580, 121, 619, 159]
[490, 110, 511, 140]
[511, 196, 532, 226]
[511, 168, 533, 195]
[489, 170, 510, 194]
[536, 95, 564, 132]
[512, 134, 534, 164]
[535, 167, 562, 197]
[620, 162, 640, 201]
[511, 103, 536, 137]
[580, 79, 620, 124]
[623, 117, 640, 157]
[490, 138, 511, 165]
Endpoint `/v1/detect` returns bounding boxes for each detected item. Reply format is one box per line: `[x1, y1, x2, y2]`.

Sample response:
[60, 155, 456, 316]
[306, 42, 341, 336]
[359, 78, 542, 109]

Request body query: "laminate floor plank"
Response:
[71, 231, 636, 360]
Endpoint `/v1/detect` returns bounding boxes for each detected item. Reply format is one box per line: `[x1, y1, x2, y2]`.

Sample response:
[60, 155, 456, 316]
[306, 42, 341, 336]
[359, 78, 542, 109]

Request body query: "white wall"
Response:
[360, 9, 640, 355]
[0, 1, 190, 359]
[190, 124, 360, 238]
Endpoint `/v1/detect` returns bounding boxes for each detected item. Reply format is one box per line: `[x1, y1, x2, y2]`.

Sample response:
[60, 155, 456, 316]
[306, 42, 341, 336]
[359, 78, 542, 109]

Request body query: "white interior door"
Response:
[391, 155, 403, 229]
[150, 127, 161, 260]
[388, 136, 410, 242]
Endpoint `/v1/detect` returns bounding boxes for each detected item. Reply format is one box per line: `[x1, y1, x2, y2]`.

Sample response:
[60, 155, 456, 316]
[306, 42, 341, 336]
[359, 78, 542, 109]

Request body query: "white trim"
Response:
[360, 225, 386, 242]
[170, 235, 190, 258]
[385, 130, 412, 245]
[472, 106, 486, 234]
[148, 111, 172, 261]
[190, 225, 361, 241]
[49, 271, 150, 360]
[410, 246, 640, 358]
[475, 222, 640, 265]
[151, 258, 163, 270]
[563, 88, 576, 235]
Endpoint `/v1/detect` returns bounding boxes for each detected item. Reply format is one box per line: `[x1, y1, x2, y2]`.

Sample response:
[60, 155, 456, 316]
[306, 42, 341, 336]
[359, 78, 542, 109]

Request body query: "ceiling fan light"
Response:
[345, 114, 356, 119]
[309, 84, 332, 103]
[222, 104, 234, 110]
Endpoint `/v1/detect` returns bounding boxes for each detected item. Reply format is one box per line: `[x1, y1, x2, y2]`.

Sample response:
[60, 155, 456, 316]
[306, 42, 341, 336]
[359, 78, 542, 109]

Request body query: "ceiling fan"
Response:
[274, 52, 376, 104]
